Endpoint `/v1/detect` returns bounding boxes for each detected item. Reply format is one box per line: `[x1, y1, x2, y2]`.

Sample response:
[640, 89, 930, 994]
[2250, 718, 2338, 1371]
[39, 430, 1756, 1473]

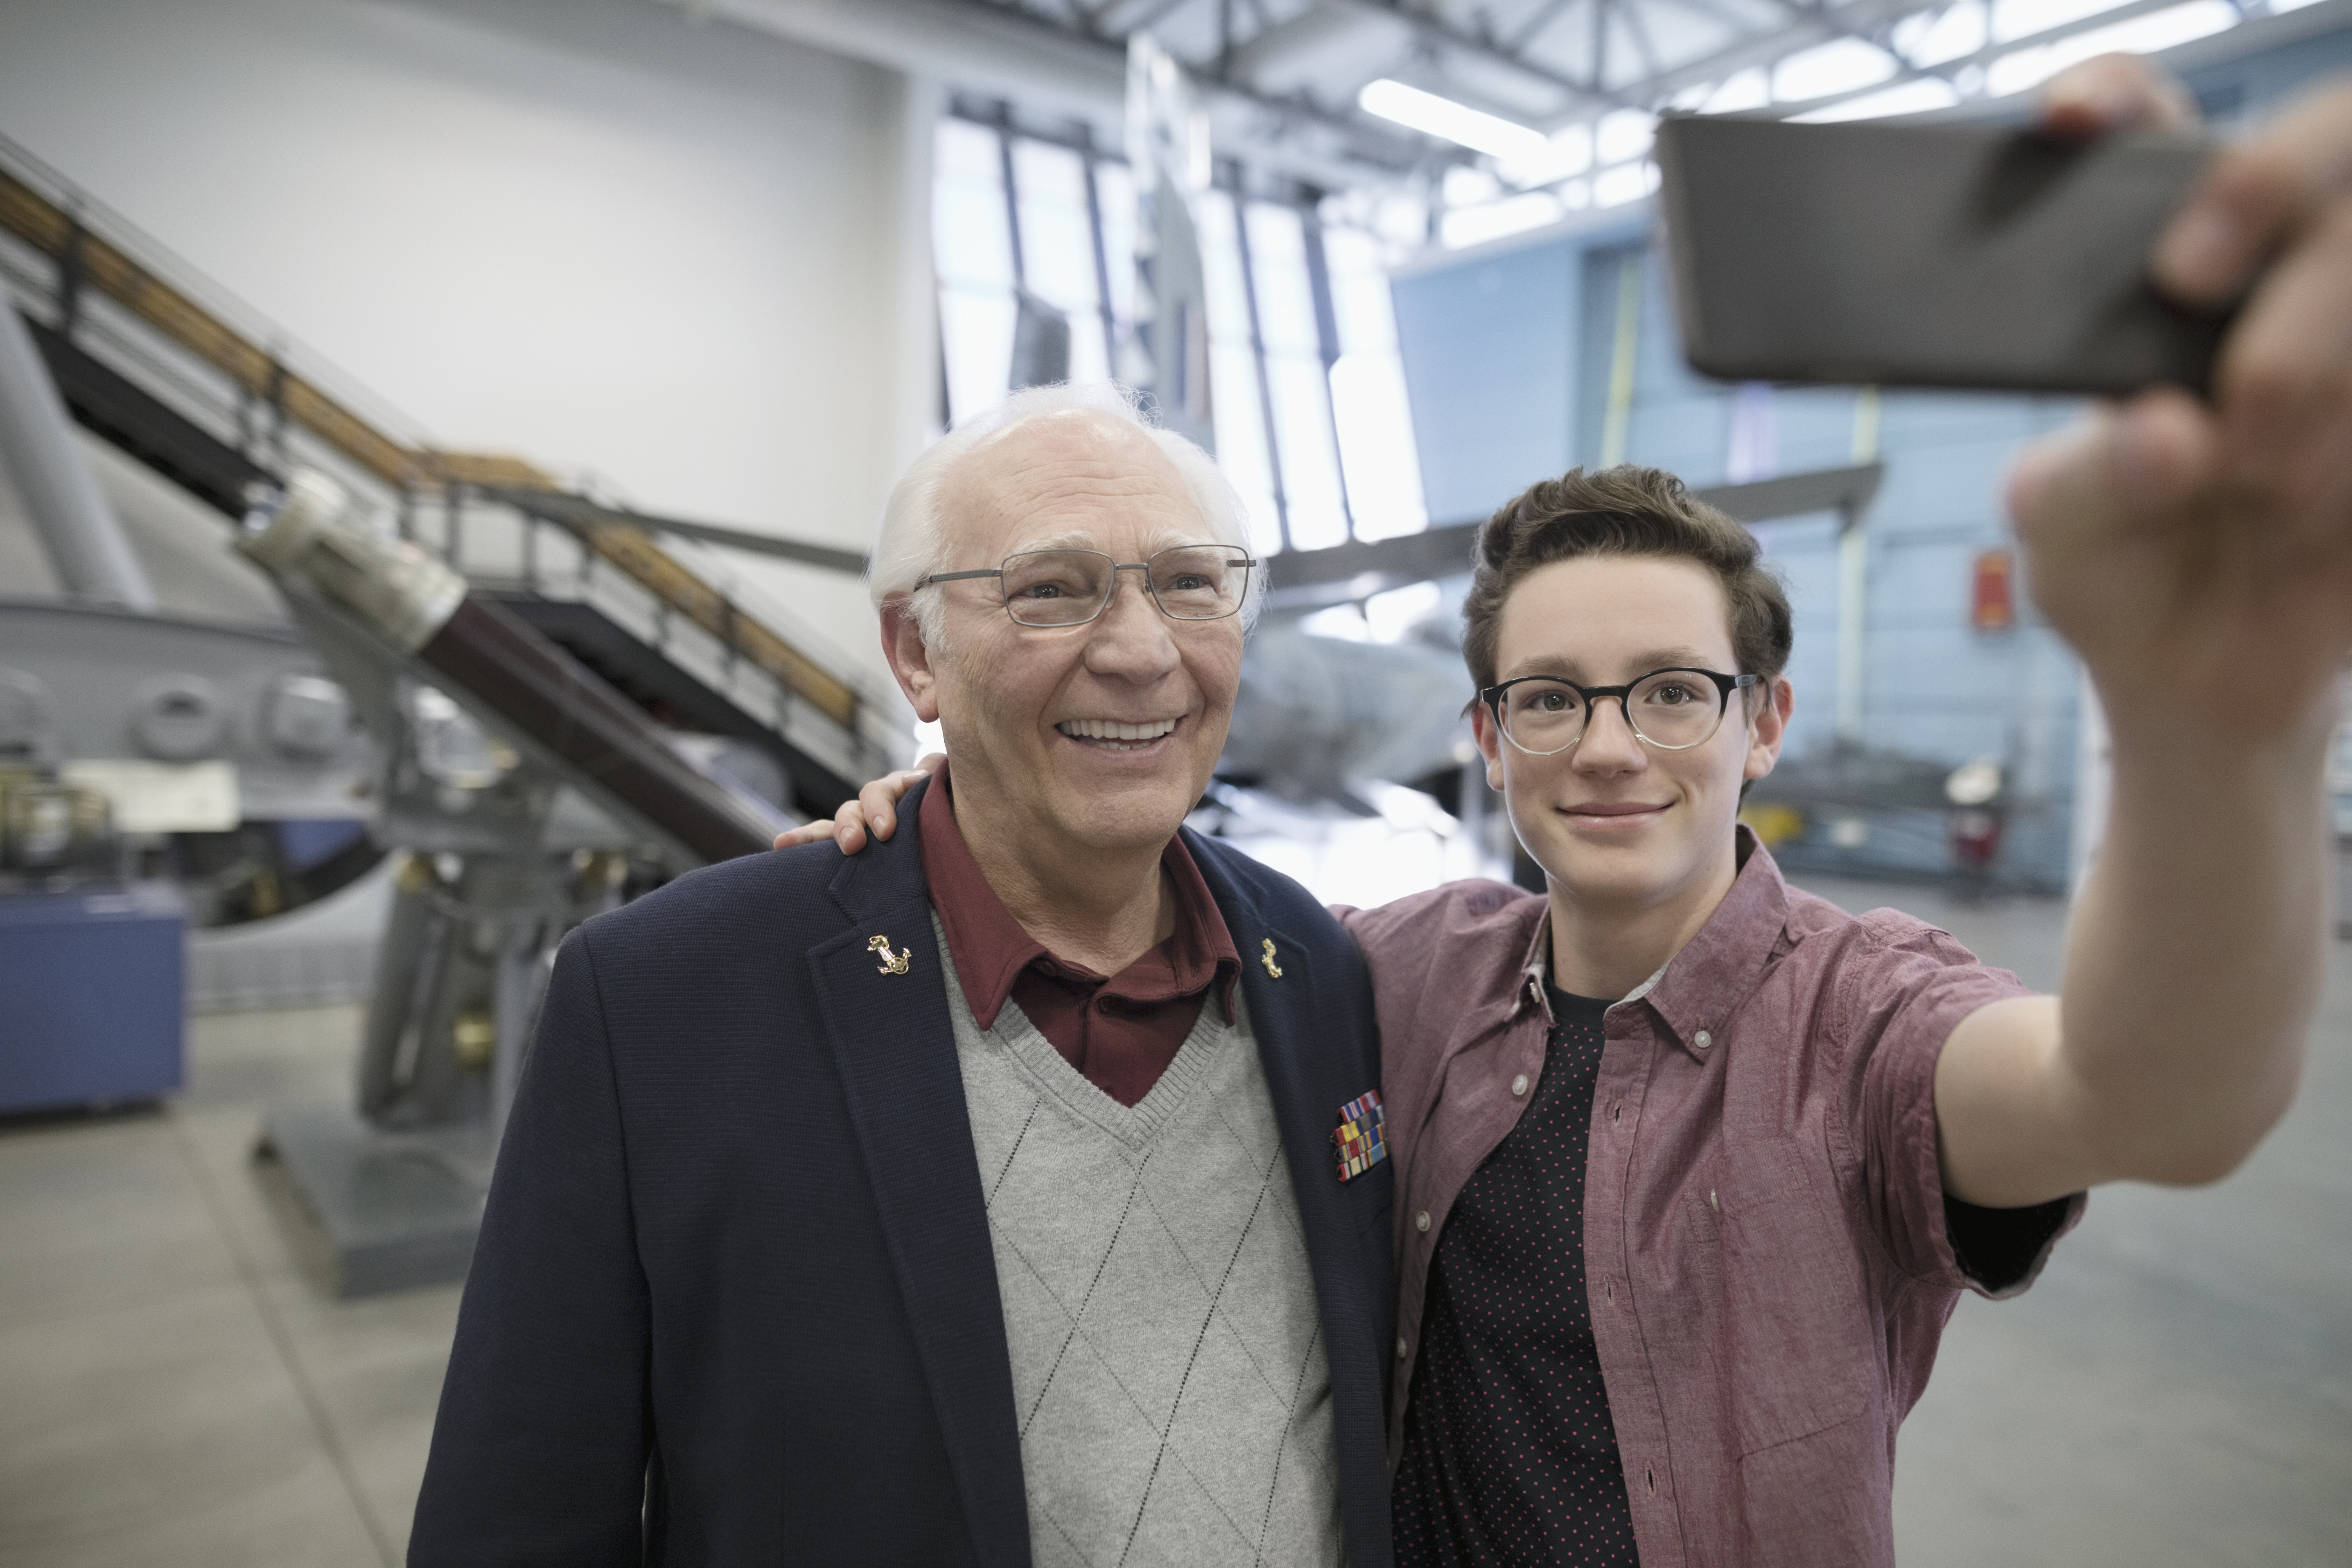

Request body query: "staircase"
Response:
[0, 132, 899, 820]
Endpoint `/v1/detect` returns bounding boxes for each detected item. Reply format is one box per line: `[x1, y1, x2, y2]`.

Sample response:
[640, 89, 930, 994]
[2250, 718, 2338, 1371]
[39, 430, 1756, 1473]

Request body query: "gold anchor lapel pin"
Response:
[1260, 938, 1283, 979]
[867, 934, 912, 975]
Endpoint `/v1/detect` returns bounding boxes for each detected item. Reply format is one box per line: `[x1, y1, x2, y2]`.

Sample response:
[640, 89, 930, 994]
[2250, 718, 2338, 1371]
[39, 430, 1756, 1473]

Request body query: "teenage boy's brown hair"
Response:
[1461, 464, 1794, 695]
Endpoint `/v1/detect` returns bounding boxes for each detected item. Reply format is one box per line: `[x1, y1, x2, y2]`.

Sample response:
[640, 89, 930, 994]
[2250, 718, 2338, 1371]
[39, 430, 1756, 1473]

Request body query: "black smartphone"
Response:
[1653, 113, 2233, 395]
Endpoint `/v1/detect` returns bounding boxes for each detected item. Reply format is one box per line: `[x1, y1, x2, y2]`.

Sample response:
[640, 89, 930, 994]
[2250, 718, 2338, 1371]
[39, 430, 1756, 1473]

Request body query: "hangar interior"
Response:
[0, 0, 2349, 1563]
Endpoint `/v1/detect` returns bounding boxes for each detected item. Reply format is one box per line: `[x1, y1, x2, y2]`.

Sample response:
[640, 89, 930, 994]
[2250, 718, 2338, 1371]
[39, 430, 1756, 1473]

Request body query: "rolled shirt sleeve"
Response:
[1842, 911, 2085, 1300]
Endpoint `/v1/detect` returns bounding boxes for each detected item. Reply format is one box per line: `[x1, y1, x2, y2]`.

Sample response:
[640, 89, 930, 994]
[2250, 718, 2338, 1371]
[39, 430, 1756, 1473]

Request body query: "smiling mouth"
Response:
[1566, 801, 1670, 819]
[1056, 718, 1179, 752]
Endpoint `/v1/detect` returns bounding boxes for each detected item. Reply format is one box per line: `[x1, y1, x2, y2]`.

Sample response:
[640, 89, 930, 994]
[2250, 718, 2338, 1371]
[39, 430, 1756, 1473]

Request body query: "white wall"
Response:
[0, 0, 925, 690]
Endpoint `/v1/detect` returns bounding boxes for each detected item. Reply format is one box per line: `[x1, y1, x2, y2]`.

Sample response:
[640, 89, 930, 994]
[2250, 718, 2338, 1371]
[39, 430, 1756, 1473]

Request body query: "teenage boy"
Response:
[785, 55, 2352, 1566]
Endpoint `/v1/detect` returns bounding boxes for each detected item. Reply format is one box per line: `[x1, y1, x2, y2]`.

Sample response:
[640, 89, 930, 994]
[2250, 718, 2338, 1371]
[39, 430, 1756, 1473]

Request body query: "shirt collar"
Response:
[1638, 825, 1790, 1058]
[1510, 824, 1789, 1057]
[918, 760, 1241, 1031]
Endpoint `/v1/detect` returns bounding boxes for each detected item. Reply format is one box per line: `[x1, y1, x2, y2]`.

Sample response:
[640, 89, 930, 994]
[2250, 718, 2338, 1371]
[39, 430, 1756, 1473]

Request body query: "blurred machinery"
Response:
[0, 135, 900, 1292]
[0, 880, 186, 1116]
[1221, 622, 1471, 808]
[234, 470, 794, 1293]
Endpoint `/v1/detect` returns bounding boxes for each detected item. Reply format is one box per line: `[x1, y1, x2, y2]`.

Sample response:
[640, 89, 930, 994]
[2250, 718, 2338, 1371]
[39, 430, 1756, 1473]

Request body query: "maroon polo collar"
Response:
[918, 761, 1241, 1033]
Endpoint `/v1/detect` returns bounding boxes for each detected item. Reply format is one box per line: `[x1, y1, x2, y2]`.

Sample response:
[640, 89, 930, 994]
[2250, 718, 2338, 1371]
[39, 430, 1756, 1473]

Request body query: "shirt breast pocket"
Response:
[1717, 1141, 1874, 1455]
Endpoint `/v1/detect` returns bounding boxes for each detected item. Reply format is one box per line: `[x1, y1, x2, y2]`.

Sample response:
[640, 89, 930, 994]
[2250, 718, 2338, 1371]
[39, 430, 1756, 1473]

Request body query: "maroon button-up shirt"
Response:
[1339, 831, 2084, 1567]
[920, 764, 1241, 1107]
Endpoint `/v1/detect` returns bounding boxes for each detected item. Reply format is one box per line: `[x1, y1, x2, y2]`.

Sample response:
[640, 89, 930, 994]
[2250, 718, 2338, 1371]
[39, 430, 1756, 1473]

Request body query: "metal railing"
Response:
[0, 130, 900, 793]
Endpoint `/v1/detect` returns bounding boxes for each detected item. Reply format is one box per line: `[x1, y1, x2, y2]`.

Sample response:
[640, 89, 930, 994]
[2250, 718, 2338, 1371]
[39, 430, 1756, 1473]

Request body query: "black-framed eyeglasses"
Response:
[1481, 668, 1761, 756]
[917, 545, 1255, 628]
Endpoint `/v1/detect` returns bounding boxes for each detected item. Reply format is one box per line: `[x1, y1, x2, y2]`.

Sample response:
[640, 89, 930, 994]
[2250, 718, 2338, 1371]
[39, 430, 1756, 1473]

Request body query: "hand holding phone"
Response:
[1654, 113, 2231, 394]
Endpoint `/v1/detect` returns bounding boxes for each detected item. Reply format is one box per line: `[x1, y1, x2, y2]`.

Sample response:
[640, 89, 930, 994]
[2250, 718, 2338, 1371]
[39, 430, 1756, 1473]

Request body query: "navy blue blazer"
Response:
[409, 777, 1396, 1566]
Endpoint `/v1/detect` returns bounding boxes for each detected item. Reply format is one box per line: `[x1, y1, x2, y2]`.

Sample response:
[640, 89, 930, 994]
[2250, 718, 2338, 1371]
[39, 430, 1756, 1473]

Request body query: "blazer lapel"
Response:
[807, 778, 1030, 1568]
[1184, 832, 1347, 1233]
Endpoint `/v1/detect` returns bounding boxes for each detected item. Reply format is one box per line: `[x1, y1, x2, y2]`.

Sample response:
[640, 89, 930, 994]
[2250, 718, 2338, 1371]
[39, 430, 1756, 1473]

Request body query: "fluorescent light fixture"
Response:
[1359, 79, 1546, 161]
[1596, 109, 1657, 166]
[1594, 161, 1660, 208]
[1441, 164, 1503, 206]
[1440, 191, 1564, 249]
[1497, 124, 1592, 189]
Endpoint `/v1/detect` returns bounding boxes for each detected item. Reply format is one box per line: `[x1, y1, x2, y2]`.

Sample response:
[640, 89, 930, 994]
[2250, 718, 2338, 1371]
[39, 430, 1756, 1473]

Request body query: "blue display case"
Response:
[0, 882, 186, 1114]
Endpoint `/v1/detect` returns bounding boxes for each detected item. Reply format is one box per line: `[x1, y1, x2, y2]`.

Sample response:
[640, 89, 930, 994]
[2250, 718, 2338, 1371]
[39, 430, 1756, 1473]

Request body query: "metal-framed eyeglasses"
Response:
[917, 545, 1255, 628]
[1480, 668, 1762, 756]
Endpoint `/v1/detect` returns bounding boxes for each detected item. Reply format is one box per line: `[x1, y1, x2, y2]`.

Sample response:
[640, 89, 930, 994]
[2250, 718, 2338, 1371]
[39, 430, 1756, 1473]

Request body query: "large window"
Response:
[931, 103, 1427, 560]
[932, 116, 1020, 429]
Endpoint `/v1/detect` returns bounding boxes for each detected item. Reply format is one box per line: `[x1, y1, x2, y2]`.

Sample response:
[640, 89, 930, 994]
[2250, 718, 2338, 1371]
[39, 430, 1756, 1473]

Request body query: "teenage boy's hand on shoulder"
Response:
[772, 759, 943, 854]
[1934, 56, 2350, 1212]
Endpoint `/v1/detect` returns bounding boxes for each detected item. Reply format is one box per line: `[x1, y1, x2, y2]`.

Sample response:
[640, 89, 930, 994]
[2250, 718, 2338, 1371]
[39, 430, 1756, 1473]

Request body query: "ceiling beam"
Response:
[1263, 462, 1885, 606]
[1323, 0, 1641, 109]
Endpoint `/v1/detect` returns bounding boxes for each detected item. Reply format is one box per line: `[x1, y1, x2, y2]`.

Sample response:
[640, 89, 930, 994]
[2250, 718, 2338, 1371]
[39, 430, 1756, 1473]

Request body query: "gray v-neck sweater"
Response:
[934, 918, 1343, 1567]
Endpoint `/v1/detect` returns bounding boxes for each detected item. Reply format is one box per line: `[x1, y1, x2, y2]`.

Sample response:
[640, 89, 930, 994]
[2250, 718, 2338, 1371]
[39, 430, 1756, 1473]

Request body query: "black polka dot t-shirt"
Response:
[1392, 983, 1639, 1567]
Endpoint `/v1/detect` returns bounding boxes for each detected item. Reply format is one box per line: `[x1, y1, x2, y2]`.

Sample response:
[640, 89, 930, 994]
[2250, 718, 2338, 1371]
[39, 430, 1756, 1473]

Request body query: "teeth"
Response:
[1057, 718, 1178, 743]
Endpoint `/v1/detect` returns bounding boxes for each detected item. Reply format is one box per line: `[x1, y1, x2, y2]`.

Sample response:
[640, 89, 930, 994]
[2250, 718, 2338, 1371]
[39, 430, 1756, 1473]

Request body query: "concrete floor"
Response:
[0, 1004, 454, 1566]
[0, 876, 2345, 1565]
[1802, 875, 2352, 1568]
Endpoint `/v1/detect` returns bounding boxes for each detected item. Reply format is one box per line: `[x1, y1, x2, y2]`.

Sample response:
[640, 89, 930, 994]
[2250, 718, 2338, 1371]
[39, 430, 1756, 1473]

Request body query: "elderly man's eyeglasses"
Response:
[1482, 668, 1760, 756]
[917, 545, 1255, 628]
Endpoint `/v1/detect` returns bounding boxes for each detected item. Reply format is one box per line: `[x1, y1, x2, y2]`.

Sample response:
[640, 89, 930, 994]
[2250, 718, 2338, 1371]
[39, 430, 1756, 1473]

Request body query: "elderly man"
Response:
[407, 385, 1395, 1567]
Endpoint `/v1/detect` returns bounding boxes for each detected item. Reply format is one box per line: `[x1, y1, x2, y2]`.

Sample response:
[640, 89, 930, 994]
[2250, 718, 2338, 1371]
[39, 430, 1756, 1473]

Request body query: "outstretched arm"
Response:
[1935, 59, 2352, 1208]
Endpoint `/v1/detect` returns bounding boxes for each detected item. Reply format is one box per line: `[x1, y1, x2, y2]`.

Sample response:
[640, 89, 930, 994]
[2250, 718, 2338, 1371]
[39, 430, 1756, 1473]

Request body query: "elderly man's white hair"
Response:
[869, 381, 1260, 648]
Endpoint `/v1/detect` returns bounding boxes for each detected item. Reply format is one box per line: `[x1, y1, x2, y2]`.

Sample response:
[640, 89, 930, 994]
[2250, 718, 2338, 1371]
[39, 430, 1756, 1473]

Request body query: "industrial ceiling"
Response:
[680, 0, 2307, 192]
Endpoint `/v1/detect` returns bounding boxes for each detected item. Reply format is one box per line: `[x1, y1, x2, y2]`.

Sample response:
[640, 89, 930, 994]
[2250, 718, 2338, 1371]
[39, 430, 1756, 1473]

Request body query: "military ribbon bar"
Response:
[1333, 1090, 1387, 1182]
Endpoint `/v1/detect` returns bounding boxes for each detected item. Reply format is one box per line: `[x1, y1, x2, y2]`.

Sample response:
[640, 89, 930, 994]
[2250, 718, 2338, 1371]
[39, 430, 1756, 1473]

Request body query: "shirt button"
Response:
[1695, 1029, 1713, 1050]
[1396, 1336, 1410, 1361]
[1415, 1210, 1431, 1233]
[1511, 1073, 1529, 1097]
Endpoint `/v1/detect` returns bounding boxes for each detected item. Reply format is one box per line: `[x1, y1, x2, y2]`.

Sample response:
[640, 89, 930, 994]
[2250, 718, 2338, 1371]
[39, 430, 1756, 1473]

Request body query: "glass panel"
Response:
[934, 117, 1004, 182]
[1330, 352, 1428, 541]
[939, 286, 1017, 427]
[1015, 193, 1097, 307]
[1010, 139, 1107, 384]
[933, 164, 1013, 292]
[1194, 188, 1255, 345]
[1196, 189, 1283, 553]
[1246, 202, 1346, 548]
[1010, 137, 1087, 206]
[1265, 354, 1348, 551]
[1321, 227, 1398, 356]
[1094, 159, 1137, 329]
[1209, 342, 1282, 556]
[1244, 203, 1320, 358]
[1322, 222, 1428, 541]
